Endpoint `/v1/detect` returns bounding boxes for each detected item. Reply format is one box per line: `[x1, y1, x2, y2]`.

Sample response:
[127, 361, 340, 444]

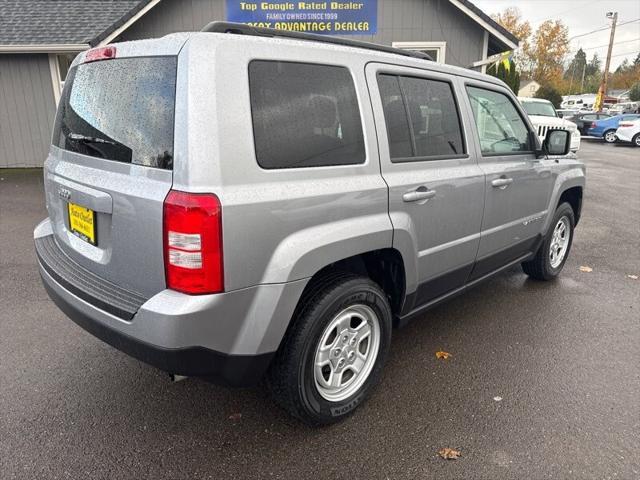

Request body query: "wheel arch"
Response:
[543, 169, 586, 234]
[558, 186, 583, 226]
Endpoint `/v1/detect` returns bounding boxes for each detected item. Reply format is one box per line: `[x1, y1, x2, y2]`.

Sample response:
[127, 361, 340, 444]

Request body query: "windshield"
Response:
[52, 56, 177, 170]
[521, 101, 557, 117]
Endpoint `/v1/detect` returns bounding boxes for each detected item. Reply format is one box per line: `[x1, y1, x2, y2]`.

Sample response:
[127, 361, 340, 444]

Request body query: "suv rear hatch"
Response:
[43, 42, 182, 300]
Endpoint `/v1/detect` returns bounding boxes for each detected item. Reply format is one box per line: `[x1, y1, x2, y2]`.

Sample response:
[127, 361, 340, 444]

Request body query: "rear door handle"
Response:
[403, 187, 436, 203]
[491, 177, 513, 189]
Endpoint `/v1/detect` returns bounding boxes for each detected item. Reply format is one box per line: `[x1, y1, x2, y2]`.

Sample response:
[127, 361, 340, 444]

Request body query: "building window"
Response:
[392, 42, 447, 64]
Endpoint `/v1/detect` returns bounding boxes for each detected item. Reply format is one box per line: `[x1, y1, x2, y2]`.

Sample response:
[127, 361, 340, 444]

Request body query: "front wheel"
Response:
[266, 274, 392, 426]
[522, 202, 575, 281]
[603, 130, 617, 143]
[633, 133, 640, 147]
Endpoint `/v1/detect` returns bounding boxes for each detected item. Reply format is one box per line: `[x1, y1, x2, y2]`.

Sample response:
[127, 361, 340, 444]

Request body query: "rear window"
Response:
[52, 56, 177, 170]
[249, 61, 366, 169]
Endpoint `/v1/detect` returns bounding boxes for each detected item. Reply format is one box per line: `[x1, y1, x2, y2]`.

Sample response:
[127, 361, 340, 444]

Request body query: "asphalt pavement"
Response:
[1, 141, 639, 479]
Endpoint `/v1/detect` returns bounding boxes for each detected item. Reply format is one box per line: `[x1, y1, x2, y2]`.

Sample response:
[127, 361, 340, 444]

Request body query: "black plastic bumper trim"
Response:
[35, 235, 148, 320]
[39, 272, 275, 387]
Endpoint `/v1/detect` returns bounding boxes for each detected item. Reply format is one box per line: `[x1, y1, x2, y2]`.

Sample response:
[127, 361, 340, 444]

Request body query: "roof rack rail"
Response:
[200, 21, 433, 62]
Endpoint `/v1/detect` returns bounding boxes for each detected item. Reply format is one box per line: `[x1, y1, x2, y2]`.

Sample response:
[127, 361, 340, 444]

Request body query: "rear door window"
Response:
[377, 74, 465, 161]
[248, 61, 365, 169]
[52, 56, 177, 170]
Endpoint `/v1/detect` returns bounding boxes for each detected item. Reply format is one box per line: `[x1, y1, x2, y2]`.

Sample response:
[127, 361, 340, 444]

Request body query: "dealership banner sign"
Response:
[225, 1, 378, 35]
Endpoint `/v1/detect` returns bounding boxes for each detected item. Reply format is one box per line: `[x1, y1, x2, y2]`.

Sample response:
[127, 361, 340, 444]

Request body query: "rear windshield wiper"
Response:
[68, 133, 118, 146]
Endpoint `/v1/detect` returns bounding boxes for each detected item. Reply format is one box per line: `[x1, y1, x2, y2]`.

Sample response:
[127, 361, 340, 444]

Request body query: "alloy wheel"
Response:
[313, 305, 381, 402]
[549, 216, 571, 269]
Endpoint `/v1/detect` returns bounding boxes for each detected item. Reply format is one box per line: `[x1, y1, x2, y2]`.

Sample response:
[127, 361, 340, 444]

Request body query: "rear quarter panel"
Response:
[173, 35, 392, 291]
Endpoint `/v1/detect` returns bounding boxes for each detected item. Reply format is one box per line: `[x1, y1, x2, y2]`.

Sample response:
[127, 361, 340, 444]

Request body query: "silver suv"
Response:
[34, 23, 585, 425]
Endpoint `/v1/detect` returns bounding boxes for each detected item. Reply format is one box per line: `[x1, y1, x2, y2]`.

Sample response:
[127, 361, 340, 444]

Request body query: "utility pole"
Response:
[580, 63, 586, 93]
[595, 11, 618, 111]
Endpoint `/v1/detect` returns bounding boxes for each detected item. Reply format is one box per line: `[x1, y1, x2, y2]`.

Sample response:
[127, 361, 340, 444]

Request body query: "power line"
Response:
[610, 50, 640, 59]
[569, 38, 640, 54]
[569, 18, 640, 41]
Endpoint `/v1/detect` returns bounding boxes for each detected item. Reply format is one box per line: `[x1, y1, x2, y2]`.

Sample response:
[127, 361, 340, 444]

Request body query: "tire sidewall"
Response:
[543, 203, 575, 277]
[298, 281, 392, 424]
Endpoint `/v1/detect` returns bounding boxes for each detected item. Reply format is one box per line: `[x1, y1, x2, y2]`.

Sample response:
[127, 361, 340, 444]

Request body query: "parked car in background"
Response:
[519, 97, 581, 152]
[556, 109, 580, 119]
[610, 102, 640, 115]
[586, 114, 640, 143]
[615, 118, 640, 146]
[566, 112, 611, 135]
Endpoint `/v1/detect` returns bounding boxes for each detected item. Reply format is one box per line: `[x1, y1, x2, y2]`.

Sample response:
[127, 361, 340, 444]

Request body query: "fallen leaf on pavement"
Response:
[627, 274, 638, 280]
[438, 448, 461, 460]
[579, 266, 593, 272]
[493, 396, 503, 402]
[228, 413, 242, 421]
[435, 351, 452, 360]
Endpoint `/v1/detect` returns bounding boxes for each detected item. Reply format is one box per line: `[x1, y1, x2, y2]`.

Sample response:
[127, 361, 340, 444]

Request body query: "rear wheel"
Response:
[633, 133, 640, 147]
[604, 130, 617, 143]
[522, 202, 575, 281]
[267, 274, 392, 426]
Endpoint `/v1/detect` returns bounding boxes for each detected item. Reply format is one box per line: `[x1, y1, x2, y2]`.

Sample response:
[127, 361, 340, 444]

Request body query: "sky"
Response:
[473, 0, 640, 69]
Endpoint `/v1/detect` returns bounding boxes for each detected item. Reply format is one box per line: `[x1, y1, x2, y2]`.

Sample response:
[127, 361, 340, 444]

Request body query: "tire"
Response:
[633, 133, 640, 147]
[266, 273, 392, 426]
[603, 130, 617, 143]
[522, 202, 575, 281]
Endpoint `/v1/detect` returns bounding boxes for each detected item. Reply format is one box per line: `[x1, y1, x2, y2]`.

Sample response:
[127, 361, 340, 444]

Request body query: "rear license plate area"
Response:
[67, 202, 96, 245]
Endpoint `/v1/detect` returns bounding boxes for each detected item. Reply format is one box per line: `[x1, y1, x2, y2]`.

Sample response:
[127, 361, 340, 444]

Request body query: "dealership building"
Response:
[0, 0, 518, 168]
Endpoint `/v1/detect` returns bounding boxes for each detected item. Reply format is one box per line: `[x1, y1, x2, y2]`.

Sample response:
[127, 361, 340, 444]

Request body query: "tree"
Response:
[529, 20, 570, 88]
[630, 83, 640, 102]
[581, 53, 602, 93]
[491, 7, 532, 71]
[610, 57, 640, 90]
[534, 85, 563, 108]
[487, 59, 521, 94]
[564, 48, 587, 94]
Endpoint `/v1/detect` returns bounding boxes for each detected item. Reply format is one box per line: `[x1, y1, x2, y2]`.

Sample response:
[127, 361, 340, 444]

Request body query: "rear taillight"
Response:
[163, 190, 223, 295]
[84, 46, 116, 63]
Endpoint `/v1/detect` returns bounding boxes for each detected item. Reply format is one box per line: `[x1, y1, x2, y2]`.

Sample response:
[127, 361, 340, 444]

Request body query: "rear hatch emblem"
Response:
[58, 187, 72, 201]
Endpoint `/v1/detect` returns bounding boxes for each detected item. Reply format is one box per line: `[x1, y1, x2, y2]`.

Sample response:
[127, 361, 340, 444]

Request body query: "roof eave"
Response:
[448, 0, 519, 51]
[0, 44, 90, 54]
[92, 0, 162, 47]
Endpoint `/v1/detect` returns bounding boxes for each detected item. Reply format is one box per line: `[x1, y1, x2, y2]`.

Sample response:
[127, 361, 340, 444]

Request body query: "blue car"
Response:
[586, 114, 640, 143]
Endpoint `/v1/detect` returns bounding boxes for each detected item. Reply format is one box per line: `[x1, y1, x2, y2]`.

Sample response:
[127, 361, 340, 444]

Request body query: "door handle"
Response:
[403, 187, 436, 203]
[491, 177, 513, 189]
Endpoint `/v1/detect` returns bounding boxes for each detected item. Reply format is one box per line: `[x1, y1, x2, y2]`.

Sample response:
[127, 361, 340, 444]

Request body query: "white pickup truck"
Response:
[519, 97, 581, 152]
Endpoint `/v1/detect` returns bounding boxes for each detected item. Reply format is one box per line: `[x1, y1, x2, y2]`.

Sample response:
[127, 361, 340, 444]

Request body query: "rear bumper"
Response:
[34, 219, 307, 386]
[40, 273, 273, 386]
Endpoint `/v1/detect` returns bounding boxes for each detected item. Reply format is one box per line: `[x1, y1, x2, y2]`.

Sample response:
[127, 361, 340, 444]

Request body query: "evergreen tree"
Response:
[487, 59, 521, 94]
[565, 48, 587, 81]
[534, 85, 563, 108]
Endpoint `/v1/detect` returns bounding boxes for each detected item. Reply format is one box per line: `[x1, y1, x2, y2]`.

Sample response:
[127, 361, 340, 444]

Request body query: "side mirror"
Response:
[541, 129, 571, 156]
[558, 112, 563, 118]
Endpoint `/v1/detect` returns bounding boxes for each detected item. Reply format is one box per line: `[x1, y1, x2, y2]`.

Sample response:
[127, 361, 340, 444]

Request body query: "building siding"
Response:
[121, 0, 483, 68]
[0, 54, 56, 168]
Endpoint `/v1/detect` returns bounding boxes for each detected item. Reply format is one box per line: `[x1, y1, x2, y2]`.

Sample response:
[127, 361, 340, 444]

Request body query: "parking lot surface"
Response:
[1, 141, 638, 479]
